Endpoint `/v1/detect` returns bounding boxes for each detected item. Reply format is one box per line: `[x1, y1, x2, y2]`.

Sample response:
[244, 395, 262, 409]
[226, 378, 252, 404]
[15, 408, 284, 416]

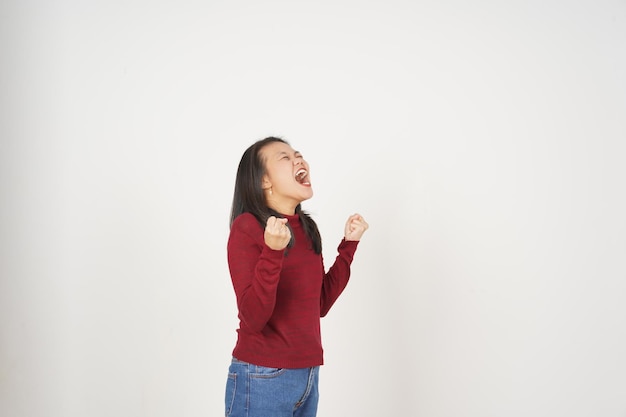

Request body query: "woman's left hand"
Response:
[344, 213, 369, 241]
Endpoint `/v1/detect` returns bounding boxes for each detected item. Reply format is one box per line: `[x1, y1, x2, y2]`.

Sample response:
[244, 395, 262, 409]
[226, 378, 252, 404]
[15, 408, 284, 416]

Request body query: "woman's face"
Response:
[260, 141, 313, 214]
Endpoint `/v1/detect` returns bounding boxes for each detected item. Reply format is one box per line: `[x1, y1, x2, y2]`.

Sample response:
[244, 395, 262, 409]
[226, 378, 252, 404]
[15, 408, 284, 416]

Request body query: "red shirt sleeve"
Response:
[320, 238, 359, 317]
[227, 214, 285, 332]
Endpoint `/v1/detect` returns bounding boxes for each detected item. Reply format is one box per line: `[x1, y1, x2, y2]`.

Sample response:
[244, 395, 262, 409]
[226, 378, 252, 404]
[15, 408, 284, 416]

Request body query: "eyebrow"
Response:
[276, 151, 302, 157]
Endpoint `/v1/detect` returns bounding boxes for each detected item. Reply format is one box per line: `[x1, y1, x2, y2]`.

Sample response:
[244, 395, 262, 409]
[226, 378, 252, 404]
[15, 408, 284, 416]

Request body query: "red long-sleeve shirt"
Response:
[227, 212, 359, 369]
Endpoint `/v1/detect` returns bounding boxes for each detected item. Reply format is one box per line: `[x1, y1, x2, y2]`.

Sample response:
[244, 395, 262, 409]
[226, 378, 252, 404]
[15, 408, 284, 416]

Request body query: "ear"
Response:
[261, 175, 272, 191]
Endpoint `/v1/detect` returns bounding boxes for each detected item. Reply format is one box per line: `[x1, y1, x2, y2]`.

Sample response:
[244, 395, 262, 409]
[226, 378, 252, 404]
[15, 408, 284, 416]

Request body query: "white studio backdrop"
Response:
[1, 1, 625, 416]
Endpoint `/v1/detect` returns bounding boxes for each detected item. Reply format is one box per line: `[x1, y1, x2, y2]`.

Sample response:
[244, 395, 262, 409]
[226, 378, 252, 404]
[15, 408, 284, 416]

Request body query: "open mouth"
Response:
[295, 168, 310, 185]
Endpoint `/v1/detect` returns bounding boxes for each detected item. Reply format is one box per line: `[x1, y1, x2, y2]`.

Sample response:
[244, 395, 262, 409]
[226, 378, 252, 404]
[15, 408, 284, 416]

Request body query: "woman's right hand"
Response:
[264, 216, 291, 250]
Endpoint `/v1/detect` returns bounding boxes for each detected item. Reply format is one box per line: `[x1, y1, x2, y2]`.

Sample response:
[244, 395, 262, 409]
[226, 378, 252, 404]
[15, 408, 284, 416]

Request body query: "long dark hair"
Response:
[230, 136, 322, 254]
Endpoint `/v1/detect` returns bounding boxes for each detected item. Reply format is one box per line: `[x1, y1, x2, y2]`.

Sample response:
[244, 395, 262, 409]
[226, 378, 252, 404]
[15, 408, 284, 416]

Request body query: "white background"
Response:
[1, 1, 625, 416]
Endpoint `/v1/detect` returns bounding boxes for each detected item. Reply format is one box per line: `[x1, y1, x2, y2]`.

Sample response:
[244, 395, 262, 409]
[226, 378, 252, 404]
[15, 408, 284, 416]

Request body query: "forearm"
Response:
[320, 239, 359, 316]
[235, 250, 283, 331]
[228, 222, 285, 331]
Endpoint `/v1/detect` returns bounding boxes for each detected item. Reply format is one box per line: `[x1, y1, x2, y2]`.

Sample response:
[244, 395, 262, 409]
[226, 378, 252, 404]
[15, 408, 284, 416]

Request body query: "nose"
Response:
[293, 156, 303, 165]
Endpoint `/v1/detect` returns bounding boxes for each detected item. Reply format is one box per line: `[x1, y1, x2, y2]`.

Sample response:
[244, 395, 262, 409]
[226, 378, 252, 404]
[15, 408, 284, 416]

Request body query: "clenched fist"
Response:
[264, 216, 292, 250]
[344, 213, 369, 241]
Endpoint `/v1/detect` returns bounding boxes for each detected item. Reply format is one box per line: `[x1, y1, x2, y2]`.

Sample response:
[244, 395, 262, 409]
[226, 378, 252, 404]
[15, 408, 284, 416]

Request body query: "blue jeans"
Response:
[224, 357, 320, 417]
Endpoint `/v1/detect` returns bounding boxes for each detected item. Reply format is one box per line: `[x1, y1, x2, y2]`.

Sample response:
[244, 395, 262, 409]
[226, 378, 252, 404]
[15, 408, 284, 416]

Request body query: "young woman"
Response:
[224, 136, 368, 417]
